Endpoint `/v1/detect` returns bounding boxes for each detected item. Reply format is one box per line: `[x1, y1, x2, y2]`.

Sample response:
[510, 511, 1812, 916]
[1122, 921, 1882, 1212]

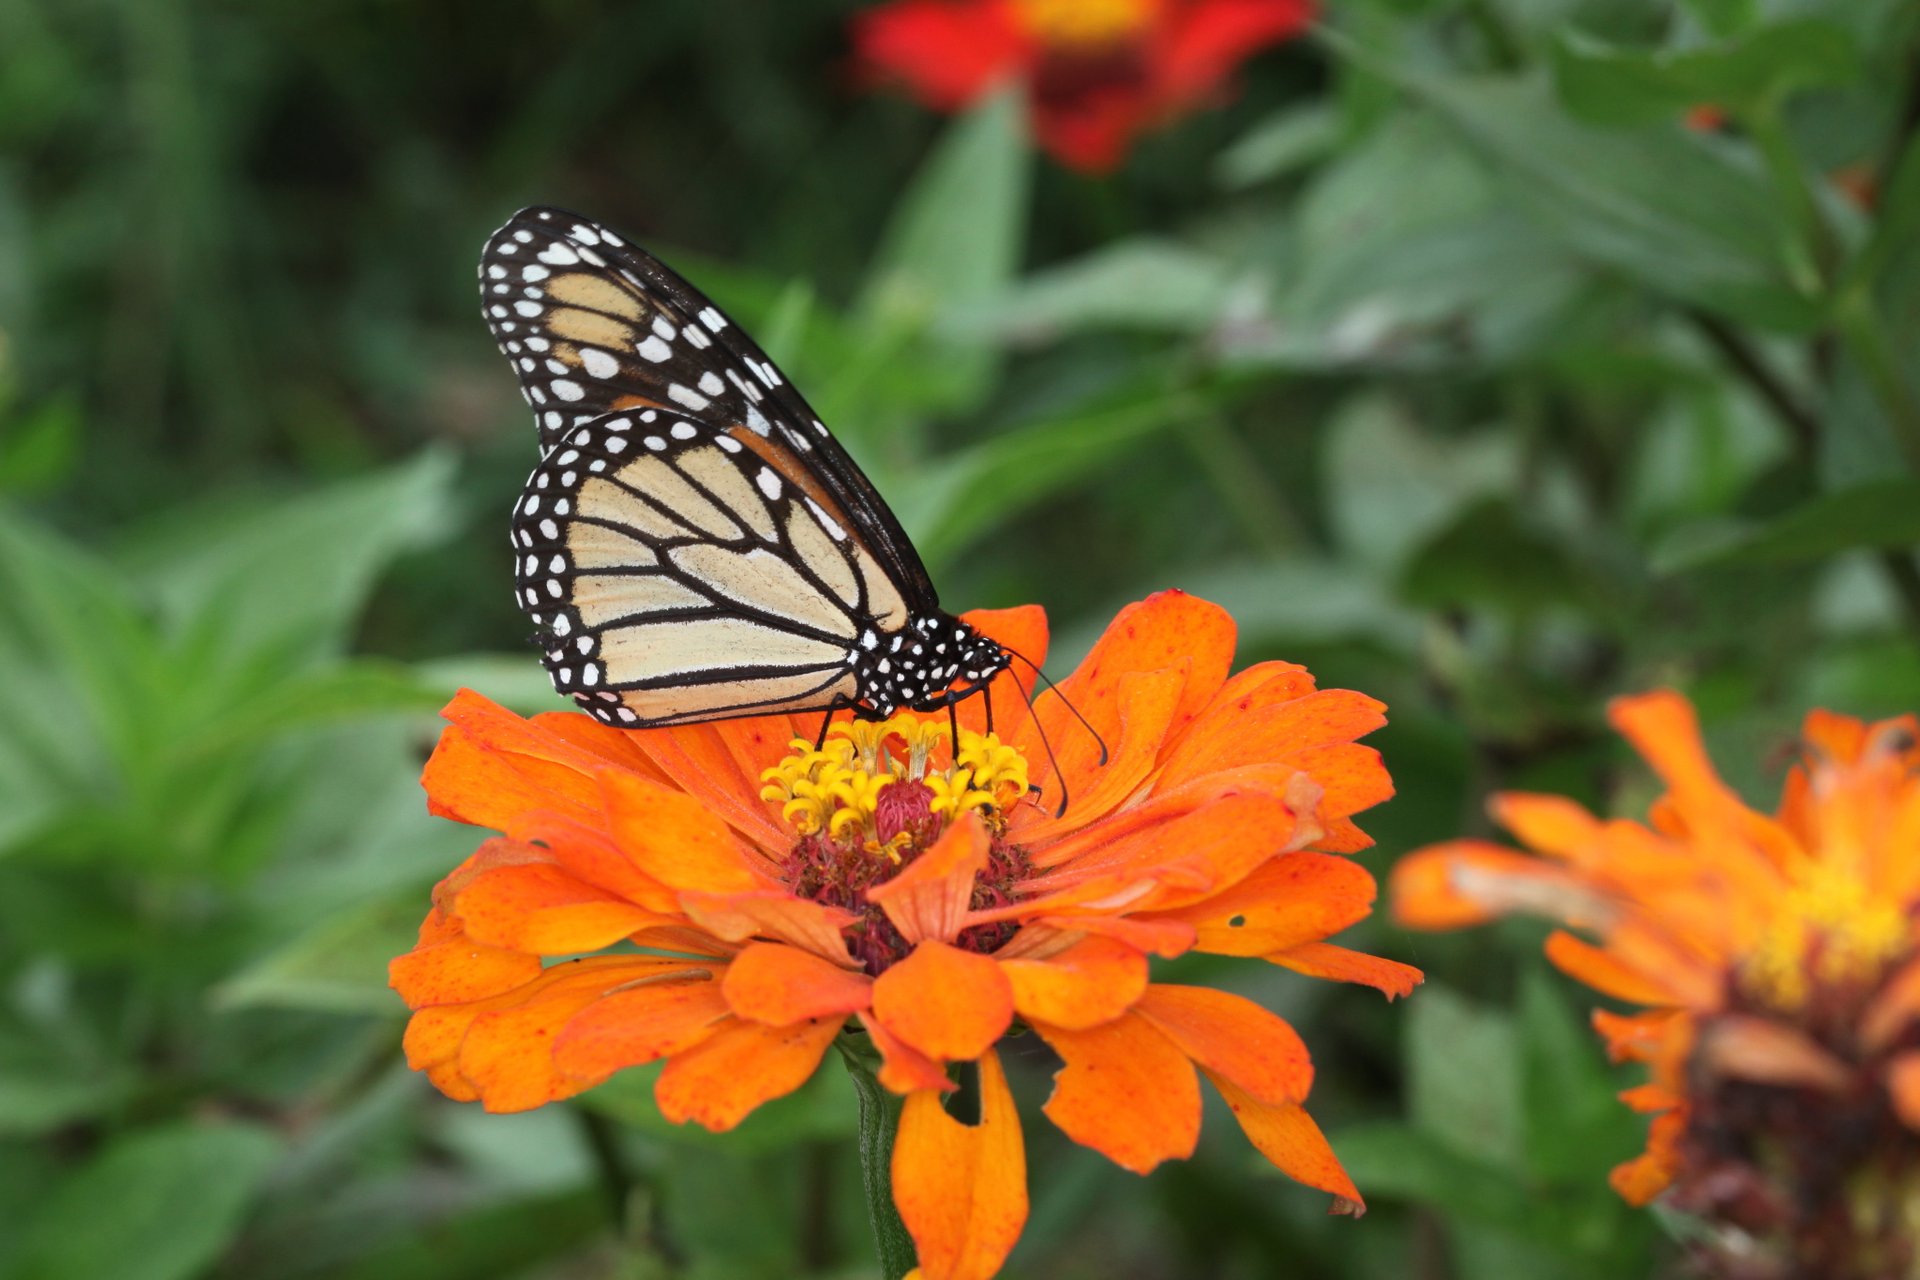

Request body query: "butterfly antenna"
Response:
[1005, 649, 1108, 766]
[1013, 672, 1071, 818]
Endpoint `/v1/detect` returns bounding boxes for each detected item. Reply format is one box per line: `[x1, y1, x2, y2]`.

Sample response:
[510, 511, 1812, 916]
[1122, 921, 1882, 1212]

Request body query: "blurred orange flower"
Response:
[1393, 692, 1920, 1267]
[393, 590, 1414, 1278]
[852, 0, 1317, 172]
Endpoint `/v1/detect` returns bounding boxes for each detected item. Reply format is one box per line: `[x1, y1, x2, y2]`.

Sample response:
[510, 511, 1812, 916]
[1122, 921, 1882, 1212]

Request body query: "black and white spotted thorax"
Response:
[853, 613, 1010, 719]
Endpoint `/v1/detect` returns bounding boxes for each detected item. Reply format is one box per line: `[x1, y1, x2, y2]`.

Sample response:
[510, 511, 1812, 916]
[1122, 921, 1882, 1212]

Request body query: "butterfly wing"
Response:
[480, 206, 938, 615]
[512, 408, 918, 726]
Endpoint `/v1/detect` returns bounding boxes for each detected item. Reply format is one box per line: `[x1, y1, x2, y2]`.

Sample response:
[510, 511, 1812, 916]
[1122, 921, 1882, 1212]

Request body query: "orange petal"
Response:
[680, 889, 858, 966]
[1544, 930, 1675, 1007]
[389, 908, 542, 1009]
[1593, 1008, 1686, 1063]
[552, 975, 733, 1087]
[1390, 842, 1609, 931]
[1610, 1109, 1684, 1205]
[871, 940, 1014, 1061]
[1312, 816, 1376, 853]
[654, 1014, 845, 1132]
[999, 935, 1148, 1030]
[1487, 792, 1603, 860]
[1608, 691, 1798, 867]
[1887, 1052, 1920, 1130]
[1277, 742, 1393, 820]
[721, 942, 873, 1024]
[601, 769, 774, 896]
[1132, 984, 1311, 1105]
[1016, 667, 1189, 842]
[1265, 942, 1423, 999]
[866, 813, 990, 945]
[1155, 689, 1387, 796]
[1618, 1083, 1678, 1113]
[892, 1049, 1028, 1280]
[1207, 1073, 1363, 1214]
[632, 717, 800, 854]
[1033, 913, 1195, 958]
[403, 956, 693, 1100]
[423, 690, 622, 832]
[1054, 590, 1236, 747]
[1032, 1012, 1200, 1173]
[1150, 852, 1378, 956]
[955, 604, 1049, 740]
[1166, 661, 1318, 763]
[858, 1012, 955, 1094]
[452, 862, 671, 955]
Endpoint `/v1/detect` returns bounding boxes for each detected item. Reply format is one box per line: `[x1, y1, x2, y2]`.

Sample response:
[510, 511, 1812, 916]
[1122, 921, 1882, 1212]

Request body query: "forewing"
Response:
[512, 408, 916, 727]
[480, 205, 937, 612]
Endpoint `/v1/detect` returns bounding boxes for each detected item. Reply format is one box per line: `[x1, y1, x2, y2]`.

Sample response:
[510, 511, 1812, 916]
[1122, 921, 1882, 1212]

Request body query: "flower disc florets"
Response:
[761, 716, 1032, 973]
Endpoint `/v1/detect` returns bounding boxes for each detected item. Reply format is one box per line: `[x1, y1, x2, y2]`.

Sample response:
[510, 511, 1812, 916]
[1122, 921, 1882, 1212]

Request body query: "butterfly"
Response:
[480, 206, 1019, 738]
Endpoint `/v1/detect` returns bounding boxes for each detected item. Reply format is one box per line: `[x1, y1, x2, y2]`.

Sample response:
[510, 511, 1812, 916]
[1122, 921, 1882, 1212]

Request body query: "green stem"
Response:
[1744, 105, 1830, 295]
[840, 1044, 917, 1280]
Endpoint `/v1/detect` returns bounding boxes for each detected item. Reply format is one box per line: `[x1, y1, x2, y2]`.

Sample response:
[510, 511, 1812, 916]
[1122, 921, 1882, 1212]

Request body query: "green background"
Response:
[1, 0, 1916, 1275]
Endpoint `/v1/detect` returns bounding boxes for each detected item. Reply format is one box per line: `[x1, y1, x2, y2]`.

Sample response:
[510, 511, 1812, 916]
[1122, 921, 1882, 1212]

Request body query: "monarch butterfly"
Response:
[480, 207, 1084, 777]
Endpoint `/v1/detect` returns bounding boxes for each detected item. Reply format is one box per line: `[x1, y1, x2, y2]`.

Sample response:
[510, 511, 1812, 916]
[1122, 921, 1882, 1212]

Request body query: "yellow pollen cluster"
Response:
[759, 715, 1031, 858]
[1741, 864, 1908, 1012]
[1012, 0, 1155, 46]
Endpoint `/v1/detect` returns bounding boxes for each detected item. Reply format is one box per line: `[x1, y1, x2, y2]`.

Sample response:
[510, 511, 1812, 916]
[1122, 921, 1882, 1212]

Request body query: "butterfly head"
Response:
[856, 613, 1011, 719]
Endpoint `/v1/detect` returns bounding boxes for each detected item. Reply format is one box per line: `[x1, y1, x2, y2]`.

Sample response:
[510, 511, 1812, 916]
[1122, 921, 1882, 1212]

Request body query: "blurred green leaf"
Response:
[1655, 478, 1920, 570]
[900, 385, 1193, 570]
[323, 1191, 609, 1280]
[1518, 967, 1628, 1184]
[0, 397, 79, 496]
[1407, 985, 1522, 1169]
[952, 240, 1235, 338]
[1332, 1121, 1533, 1227]
[1552, 22, 1861, 127]
[857, 90, 1028, 414]
[1681, 0, 1757, 38]
[1401, 74, 1820, 329]
[1215, 101, 1340, 188]
[137, 451, 456, 672]
[16, 1122, 280, 1280]
[1400, 499, 1590, 615]
[212, 892, 423, 1015]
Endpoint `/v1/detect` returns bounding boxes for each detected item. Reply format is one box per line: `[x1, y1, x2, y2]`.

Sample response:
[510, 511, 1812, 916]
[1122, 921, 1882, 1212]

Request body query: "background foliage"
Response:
[2, 0, 1917, 1276]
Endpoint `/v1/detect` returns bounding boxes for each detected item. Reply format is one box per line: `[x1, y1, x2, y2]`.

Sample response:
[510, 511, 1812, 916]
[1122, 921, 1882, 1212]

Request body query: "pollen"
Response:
[1740, 863, 1908, 1013]
[1011, 0, 1156, 46]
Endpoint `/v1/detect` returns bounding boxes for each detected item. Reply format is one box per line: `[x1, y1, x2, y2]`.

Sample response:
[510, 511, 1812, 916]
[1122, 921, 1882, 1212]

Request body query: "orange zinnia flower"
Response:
[393, 590, 1415, 1278]
[1393, 691, 1920, 1272]
[852, 0, 1317, 172]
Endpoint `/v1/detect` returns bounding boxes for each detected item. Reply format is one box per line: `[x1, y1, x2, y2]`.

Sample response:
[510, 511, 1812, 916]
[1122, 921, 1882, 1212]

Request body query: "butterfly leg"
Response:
[812, 696, 849, 751]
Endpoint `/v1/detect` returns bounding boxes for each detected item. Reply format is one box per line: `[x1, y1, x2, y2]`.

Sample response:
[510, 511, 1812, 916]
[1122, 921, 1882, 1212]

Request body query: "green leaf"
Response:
[1214, 101, 1340, 188]
[211, 891, 425, 1014]
[134, 450, 457, 671]
[1407, 985, 1523, 1170]
[0, 396, 80, 496]
[1553, 22, 1862, 127]
[1330, 1121, 1534, 1228]
[1399, 498, 1590, 614]
[1656, 478, 1920, 570]
[1399, 73, 1819, 329]
[1681, 0, 1757, 38]
[1519, 967, 1632, 1183]
[856, 90, 1028, 413]
[16, 1122, 281, 1280]
[898, 385, 1191, 570]
[322, 1191, 608, 1280]
[951, 240, 1235, 338]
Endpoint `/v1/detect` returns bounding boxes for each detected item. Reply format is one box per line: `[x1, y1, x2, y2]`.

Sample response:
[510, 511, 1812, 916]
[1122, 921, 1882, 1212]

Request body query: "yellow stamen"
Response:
[759, 714, 1031, 854]
[1741, 863, 1908, 1012]
[1012, 0, 1155, 46]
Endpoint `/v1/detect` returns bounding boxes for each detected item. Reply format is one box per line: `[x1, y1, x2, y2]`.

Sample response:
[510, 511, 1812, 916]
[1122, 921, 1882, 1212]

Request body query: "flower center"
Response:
[759, 715, 1034, 974]
[1740, 863, 1908, 1013]
[1011, 0, 1155, 47]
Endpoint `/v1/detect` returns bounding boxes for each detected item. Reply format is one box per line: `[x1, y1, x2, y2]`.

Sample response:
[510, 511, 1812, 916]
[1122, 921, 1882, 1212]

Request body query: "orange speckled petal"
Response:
[1266, 942, 1423, 999]
[452, 862, 673, 955]
[389, 909, 543, 1009]
[679, 889, 857, 966]
[721, 942, 873, 1024]
[1000, 934, 1148, 1030]
[1207, 1072, 1363, 1214]
[872, 940, 1015, 1061]
[552, 975, 733, 1088]
[634, 717, 800, 853]
[1155, 689, 1387, 795]
[654, 1014, 845, 1132]
[1133, 984, 1312, 1106]
[1032, 1012, 1201, 1174]
[1150, 852, 1377, 957]
[892, 1049, 1027, 1280]
[859, 1012, 956, 1094]
[956, 604, 1049, 739]
[1054, 590, 1236, 748]
[600, 770, 773, 895]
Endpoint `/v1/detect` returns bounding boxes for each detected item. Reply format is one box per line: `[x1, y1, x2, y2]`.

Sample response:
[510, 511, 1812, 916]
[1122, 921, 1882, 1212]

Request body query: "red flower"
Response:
[852, 0, 1317, 172]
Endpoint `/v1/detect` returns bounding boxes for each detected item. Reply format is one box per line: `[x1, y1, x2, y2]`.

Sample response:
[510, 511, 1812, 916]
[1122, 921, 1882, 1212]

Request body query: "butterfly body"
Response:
[484, 207, 1010, 729]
